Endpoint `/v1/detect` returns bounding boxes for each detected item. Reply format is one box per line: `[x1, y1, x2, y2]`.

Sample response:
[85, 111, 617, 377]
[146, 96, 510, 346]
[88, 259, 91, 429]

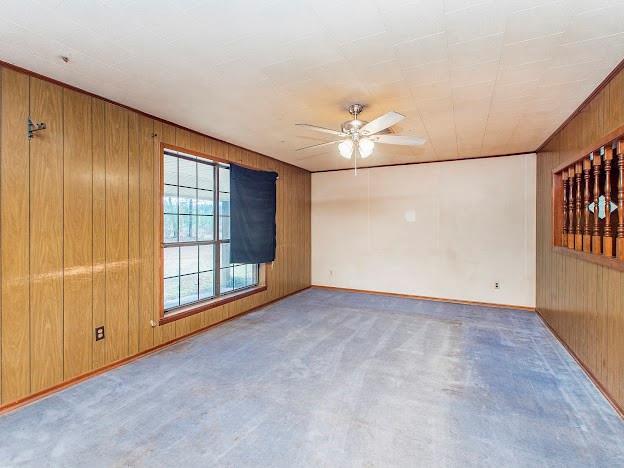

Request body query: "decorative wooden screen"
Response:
[552, 139, 624, 269]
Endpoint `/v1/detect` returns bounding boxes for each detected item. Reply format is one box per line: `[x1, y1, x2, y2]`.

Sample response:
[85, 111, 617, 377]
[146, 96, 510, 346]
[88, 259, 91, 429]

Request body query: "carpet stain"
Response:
[0, 288, 622, 467]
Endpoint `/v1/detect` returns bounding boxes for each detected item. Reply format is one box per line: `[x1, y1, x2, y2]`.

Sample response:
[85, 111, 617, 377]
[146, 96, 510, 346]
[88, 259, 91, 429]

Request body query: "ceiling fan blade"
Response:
[296, 140, 342, 151]
[360, 111, 405, 135]
[296, 124, 347, 137]
[369, 135, 426, 146]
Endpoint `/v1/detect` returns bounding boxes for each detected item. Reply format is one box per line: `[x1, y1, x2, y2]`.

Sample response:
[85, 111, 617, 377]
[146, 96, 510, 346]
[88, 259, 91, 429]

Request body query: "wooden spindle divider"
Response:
[568, 166, 576, 249]
[617, 140, 624, 260]
[592, 152, 602, 255]
[582, 157, 592, 252]
[553, 134, 624, 271]
[562, 171, 568, 247]
[603, 146, 615, 256]
[575, 162, 583, 251]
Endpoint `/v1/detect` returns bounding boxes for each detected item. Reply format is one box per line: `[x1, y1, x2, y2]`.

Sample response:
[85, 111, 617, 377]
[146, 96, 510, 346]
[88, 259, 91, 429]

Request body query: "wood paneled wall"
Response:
[537, 67, 624, 411]
[0, 66, 311, 406]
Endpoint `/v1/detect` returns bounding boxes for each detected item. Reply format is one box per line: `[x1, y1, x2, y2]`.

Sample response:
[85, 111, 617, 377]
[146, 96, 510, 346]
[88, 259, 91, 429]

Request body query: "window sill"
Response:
[159, 285, 267, 325]
[552, 246, 624, 272]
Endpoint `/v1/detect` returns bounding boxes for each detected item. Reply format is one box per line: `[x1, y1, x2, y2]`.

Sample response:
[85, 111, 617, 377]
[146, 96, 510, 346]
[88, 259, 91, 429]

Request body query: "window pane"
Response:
[197, 189, 213, 215]
[246, 263, 256, 283]
[219, 216, 230, 239]
[164, 155, 178, 185]
[220, 243, 230, 268]
[164, 247, 179, 278]
[199, 271, 214, 300]
[179, 158, 197, 188]
[219, 192, 230, 216]
[178, 187, 197, 215]
[179, 215, 197, 242]
[220, 267, 234, 294]
[164, 277, 179, 310]
[198, 215, 214, 241]
[199, 244, 214, 272]
[233, 265, 247, 290]
[198, 163, 214, 191]
[164, 185, 178, 214]
[219, 166, 230, 192]
[164, 214, 178, 243]
[180, 274, 199, 306]
[180, 245, 198, 275]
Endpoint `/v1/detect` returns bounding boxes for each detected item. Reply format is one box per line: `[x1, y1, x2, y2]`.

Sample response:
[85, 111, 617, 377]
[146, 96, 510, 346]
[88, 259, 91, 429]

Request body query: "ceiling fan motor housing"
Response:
[342, 104, 366, 136]
[342, 104, 390, 136]
[341, 118, 367, 135]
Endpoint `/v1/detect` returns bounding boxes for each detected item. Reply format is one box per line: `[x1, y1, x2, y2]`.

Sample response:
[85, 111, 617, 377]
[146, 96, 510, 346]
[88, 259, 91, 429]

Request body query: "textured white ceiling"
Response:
[1, 0, 623, 171]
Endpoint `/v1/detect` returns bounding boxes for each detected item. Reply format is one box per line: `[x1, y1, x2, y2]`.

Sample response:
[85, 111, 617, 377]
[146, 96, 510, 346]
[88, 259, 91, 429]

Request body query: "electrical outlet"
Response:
[495, 281, 501, 290]
[95, 326, 105, 341]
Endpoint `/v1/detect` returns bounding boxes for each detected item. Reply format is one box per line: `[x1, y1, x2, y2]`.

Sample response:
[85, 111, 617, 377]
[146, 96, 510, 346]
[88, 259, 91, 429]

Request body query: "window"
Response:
[162, 148, 259, 315]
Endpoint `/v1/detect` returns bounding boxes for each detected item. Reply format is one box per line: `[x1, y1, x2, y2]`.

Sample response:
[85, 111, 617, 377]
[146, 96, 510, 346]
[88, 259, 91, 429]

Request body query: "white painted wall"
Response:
[311, 154, 536, 307]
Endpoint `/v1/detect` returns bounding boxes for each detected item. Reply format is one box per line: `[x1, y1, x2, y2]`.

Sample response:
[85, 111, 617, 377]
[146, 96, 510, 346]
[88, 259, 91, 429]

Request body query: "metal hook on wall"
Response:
[27, 117, 46, 140]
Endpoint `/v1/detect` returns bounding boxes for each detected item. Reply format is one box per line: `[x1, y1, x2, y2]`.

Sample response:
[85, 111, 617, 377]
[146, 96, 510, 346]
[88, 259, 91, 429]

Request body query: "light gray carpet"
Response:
[0, 288, 622, 467]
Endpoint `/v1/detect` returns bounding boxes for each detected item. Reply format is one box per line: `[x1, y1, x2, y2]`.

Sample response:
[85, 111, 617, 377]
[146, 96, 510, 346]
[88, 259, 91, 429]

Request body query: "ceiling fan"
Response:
[296, 104, 426, 169]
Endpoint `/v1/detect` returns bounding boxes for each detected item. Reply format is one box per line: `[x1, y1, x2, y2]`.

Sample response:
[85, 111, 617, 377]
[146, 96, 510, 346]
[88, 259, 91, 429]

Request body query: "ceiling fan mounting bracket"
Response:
[347, 103, 364, 117]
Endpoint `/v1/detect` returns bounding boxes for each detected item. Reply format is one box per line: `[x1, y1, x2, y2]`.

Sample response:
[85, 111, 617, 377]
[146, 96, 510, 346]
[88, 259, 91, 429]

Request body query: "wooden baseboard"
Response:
[311, 285, 535, 312]
[535, 309, 624, 420]
[0, 286, 311, 416]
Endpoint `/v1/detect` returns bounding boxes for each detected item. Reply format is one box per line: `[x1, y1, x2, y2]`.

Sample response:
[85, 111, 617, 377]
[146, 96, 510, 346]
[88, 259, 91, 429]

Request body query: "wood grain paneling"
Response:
[128, 112, 140, 356]
[153, 123, 177, 346]
[104, 103, 129, 364]
[138, 115, 155, 352]
[1, 68, 30, 402]
[537, 66, 624, 412]
[0, 65, 311, 407]
[29, 77, 64, 393]
[0, 67, 2, 400]
[92, 99, 107, 369]
[63, 89, 93, 379]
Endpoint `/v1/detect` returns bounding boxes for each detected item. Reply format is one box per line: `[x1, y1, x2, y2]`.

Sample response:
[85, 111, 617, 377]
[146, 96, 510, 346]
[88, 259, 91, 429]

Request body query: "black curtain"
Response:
[230, 164, 278, 264]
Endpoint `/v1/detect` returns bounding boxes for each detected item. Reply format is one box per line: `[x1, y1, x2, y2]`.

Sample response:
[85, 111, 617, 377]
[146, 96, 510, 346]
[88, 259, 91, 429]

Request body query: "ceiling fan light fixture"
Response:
[358, 137, 374, 158]
[338, 139, 354, 159]
[295, 105, 425, 170]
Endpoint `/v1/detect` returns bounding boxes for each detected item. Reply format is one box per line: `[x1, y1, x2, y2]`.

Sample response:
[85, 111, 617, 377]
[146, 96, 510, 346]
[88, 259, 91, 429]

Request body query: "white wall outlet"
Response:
[495, 281, 501, 290]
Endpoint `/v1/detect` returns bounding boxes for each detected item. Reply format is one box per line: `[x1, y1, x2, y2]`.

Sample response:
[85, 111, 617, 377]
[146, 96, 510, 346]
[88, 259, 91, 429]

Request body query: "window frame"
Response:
[159, 143, 267, 325]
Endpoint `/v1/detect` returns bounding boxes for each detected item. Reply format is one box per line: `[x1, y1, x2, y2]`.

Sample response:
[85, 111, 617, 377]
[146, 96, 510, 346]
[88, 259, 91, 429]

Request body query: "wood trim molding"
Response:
[0, 59, 307, 174]
[0, 286, 310, 416]
[552, 246, 624, 272]
[539, 57, 624, 153]
[311, 152, 535, 173]
[535, 309, 624, 420]
[159, 286, 267, 325]
[311, 285, 535, 312]
[163, 143, 279, 174]
[551, 123, 624, 174]
[552, 171, 564, 247]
